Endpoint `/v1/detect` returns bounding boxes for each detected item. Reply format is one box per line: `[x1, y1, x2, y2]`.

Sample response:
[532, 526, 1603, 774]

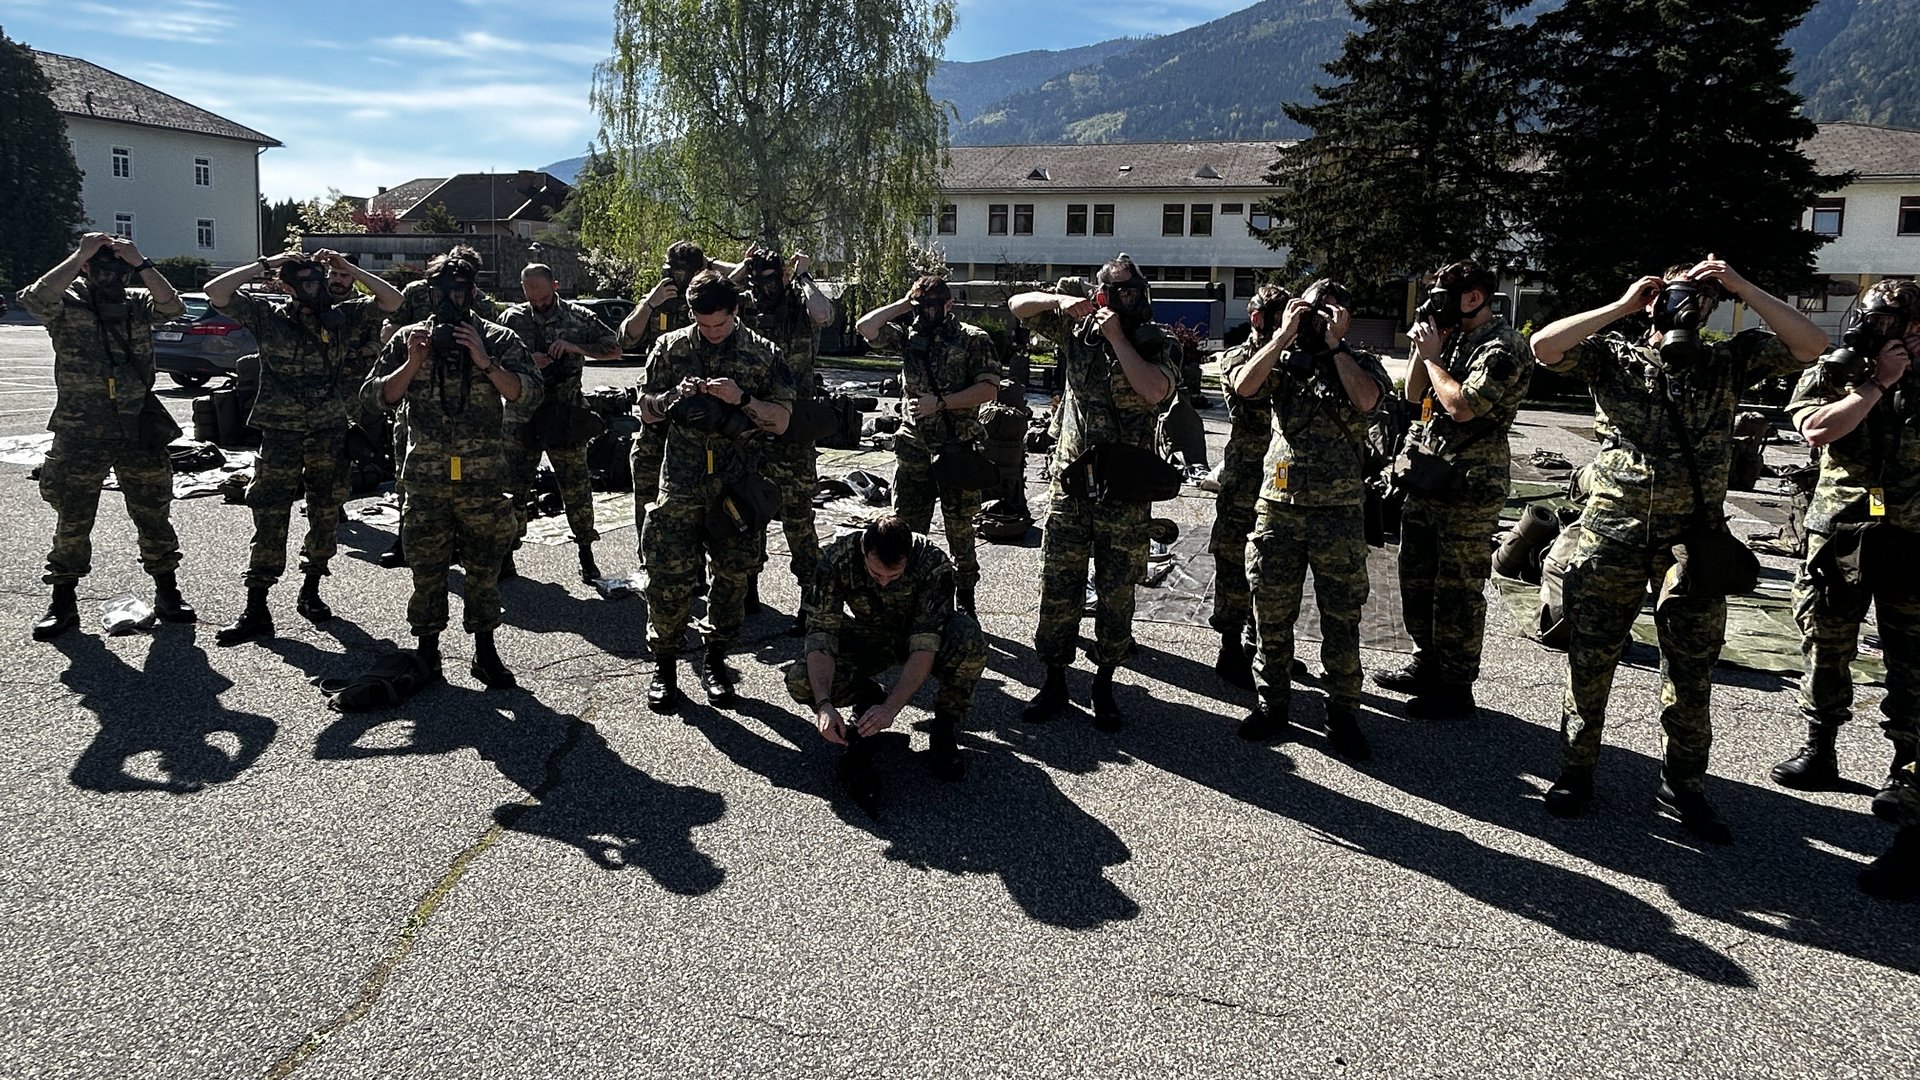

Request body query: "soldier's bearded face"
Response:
[694, 310, 736, 343]
[327, 270, 354, 299]
[863, 553, 907, 587]
[523, 274, 556, 309]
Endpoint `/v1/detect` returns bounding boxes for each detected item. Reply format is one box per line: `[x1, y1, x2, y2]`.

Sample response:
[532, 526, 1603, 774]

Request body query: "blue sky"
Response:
[4, 0, 1239, 201]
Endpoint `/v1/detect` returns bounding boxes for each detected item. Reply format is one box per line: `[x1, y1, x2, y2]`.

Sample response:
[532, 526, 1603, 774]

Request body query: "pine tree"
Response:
[1532, 0, 1848, 313]
[1257, 0, 1537, 289]
[0, 29, 85, 291]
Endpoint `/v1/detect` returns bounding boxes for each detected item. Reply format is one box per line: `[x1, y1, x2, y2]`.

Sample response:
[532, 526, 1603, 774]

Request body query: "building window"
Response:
[988, 203, 1008, 235]
[1221, 202, 1244, 215]
[1093, 204, 1114, 236]
[196, 219, 215, 249]
[1234, 268, 1258, 298]
[1248, 210, 1273, 234]
[1162, 203, 1186, 236]
[1012, 203, 1034, 236]
[937, 203, 956, 235]
[112, 213, 134, 240]
[1066, 204, 1088, 235]
[194, 158, 211, 187]
[1811, 197, 1845, 237]
[1899, 197, 1920, 236]
[112, 147, 131, 179]
[1191, 204, 1213, 237]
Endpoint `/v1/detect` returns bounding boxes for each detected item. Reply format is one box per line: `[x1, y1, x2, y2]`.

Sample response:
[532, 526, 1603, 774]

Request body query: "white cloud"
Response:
[384, 30, 606, 66]
[67, 0, 236, 41]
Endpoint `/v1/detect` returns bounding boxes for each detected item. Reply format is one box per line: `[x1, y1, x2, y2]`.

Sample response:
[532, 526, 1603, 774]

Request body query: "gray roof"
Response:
[369, 178, 447, 216]
[32, 50, 281, 147]
[1806, 122, 1920, 179]
[393, 172, 571, 223]
[939, 141, 1286, 191]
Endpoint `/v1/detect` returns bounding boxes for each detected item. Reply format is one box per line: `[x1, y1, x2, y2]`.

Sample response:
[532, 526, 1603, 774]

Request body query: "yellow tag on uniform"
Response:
[1274, 462, 1290, 490]
[707, 448, 715, 474]
[1871, 487, 1886, 517]
[107, 377, 116, 401]
[320, 329, 331, 344]
[1421, 395, 1433, 423]
[449, 456, 462, 482]
[656, 311, 668, 333]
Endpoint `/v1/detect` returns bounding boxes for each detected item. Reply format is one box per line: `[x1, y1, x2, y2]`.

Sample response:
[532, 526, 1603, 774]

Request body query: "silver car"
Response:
[153, 292, 257, 388]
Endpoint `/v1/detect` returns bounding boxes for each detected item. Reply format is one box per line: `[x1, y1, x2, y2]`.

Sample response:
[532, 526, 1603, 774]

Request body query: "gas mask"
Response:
[281, 262, 332, 313]
[1247, 292, 1288, 340]
[748, 255, 786, 311]
[85, 247, 135, 300]
[427, 269, 476, 358]
[1416, 283, 1489, 331]
[1651, 280, 1722, 366]
[1099, 276, 1152, 332]
[1829, 292, 1909, 383]
[910, 287, 951, 335]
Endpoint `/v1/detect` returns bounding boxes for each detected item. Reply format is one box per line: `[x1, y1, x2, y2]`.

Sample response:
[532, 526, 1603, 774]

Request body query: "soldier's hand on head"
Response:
[1278, 298, 1311, 343]
[645, 279, 677, 308]
[1409, 320, 1443, 363]
[112, 238, 145, 265]
[1874, 338, 1911, 388]
[911, 393, 941, 419]
[1619, 275, 1665, 312]
[78, 232, 114, 257]
[1323, 303, 1351, 349]
[453, 323, 490, 368]
[856, 700, 900, 737]
[1686, 253, 1750, 302]
[816, 704, 848, 745]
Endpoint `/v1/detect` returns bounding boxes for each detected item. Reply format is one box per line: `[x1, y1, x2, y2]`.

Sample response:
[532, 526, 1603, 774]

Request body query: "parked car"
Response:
[154, 292, 256, 388]
[574, 297, 646, 360]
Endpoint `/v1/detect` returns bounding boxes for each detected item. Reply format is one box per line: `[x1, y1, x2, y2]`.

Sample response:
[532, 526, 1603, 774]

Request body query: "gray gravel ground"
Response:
[0, 316, 1913, 1080]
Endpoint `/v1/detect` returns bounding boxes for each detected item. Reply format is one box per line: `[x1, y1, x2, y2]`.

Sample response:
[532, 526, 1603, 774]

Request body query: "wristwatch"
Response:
[135, 259, 155, 273]
[480, 360, 500, 376]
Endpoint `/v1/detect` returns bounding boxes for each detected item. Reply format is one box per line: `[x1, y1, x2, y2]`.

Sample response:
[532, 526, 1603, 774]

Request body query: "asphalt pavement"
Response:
[0, 316, 1913, 1080]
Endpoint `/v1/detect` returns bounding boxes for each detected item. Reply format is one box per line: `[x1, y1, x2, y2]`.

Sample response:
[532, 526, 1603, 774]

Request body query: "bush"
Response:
[382, 265, 424, 287]
[155, 255, 209, 291]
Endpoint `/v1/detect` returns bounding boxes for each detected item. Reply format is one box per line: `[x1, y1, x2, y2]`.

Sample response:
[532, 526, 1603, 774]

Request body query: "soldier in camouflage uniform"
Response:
[364, 251, 542, 688]
[23, 233, 195, 640]
[1210, 285, 1287, 689]
[636, 272, 794, 714]
[376, 246, 499, 570]
[1379, 261, 1533, 718]
[742, 247, 833, 626]
[788, 516, 988, 804]
[1008, 256, 1177, 731]
[1530, 257, 1827, 842]
[203, 249, 401, 644]
[1230, 280, 1390, 760]
[500, 263, 622, 583]
[1769, 280, 1920, 897]
[856, 275, 1003, 615]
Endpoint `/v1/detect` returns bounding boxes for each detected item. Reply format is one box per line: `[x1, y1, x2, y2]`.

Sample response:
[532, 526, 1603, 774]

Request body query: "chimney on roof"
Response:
[84, 91, 94, 114]
[377, 186, 388, 195]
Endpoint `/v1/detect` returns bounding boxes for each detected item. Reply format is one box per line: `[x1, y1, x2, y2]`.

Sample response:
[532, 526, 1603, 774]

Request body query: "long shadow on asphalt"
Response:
[314, 686, 725, 897]
[987, 635, 1751, 985]
[60, 628, 278, 795]
[683, 692, 1140, 931]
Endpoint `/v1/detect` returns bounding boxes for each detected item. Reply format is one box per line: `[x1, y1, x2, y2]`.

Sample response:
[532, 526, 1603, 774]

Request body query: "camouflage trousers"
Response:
[1247, 501, 1369, 711]
[785, 613, 989, 720]
[894, 439, 983, 591]
[756, 436, 822, 590]
[511, 434, 597, 545]
[1794, 529, 1920, 762]
[642, 491, 758, 659]
[244, 426, 348, 587]
[629, 423, 666, 559]
[39, 432, 182, 586]
[1034, 489, 1150, 669]
[1398, 491, 1503, 685]
[401, 480, 514, 636]
[1208, 481, 1262, 634]
[1558, 527, 1723, 792]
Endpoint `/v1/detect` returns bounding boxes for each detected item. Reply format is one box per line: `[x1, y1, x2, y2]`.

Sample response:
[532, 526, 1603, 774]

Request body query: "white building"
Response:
[33, 50, 279, 268]
[1798, 122, 1920, 331]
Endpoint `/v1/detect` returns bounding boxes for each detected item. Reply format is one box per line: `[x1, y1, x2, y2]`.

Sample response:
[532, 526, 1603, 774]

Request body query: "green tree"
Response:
[282, 189, 365, 251]
[1256, 0, 1537, 290]
[588, 0, 952, 298]
[412, 200, 461, 234]
[0, 29, 85, 290]
[1531, 0, 1848, 312]
[153, 255, 209, 291]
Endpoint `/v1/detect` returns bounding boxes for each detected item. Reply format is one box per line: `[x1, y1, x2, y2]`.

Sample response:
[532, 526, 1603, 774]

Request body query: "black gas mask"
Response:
[1248, 291, 1288, 342]
[280, 261, 332, 313]
[1651, 280, 1723, 365]
[85, 247, 135, 299]
[1098, 276, 1152, 332]
[1416, 282, 1490, 331]
[910, 285, 952, 334]
[427, 269, 476, 359]
[747, 255, 786, 311]
[1829, 292, 1909, 383]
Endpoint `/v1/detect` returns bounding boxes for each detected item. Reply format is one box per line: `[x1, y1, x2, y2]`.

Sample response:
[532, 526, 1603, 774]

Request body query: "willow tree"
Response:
[588, 0, 952, 296]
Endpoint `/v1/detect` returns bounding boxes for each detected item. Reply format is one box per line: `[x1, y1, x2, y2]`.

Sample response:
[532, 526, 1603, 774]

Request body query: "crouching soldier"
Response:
[788, 515, 989, 807]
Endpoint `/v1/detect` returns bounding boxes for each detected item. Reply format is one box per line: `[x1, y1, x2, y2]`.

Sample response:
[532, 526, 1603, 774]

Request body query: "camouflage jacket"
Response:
[622, 296, 692, 353]
[216, 292, 383, 432]
[500, 298, 620, 411]
[363, 316, 542, 490]
[1245, 344, 1391, 508]
[1545, 328, 1809, 545]
[22, 274, 185, 437]
[1409, 314, 1534, 504]
[1789, 350, 1920, 534]
[640, 323, 795, 498]
[746, 287, 822, 399]
[1024, 311, 1177, 477]
[805, 532, 957, 660]
[877, 318, 1003, 449]
[1217, 340, 1276, 515]
[384, 279, 498, 335]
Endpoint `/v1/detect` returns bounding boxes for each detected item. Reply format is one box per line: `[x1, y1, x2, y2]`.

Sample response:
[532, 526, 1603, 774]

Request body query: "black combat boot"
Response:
[1372, 659, 1433, 695]
[215, 587, 274, 647]
[377, 534, 407, 569]
[151, 571, 196, 623]
[1090, 665, 1122, 733]
[648, 659, 682, 714]
[1859, 827, 1920, 901]
[415, 632, 443, 677]
[296, 572, 332, 624]
[498, 550, 518, 580]
[1770, 720, 1841, 790]
[1023, 665, 1069, 722]
[1872, 745, 1917, 822]
[578, 542, 600, 585]
[469, 629, 516, 689]
[1214, 628, 1254, 691]
[1657, 781, 1733, 846]
[701, 647, 737, 708]
[1544, 767, 1594, 818]
[956, 584, 977, 616]
[1406, 680, 1476, 720]
[743, 573, 762, 616]
[1324, 703, 1371, 761]
[1237, 700, 1290, 743]
[838, 732, 882, 815]
[33, 584, 79, 642]
[928, 712, 965, 782]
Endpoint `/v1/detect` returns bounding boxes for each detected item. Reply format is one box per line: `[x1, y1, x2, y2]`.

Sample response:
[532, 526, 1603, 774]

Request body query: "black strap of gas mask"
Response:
[85, 288, 139, 381]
